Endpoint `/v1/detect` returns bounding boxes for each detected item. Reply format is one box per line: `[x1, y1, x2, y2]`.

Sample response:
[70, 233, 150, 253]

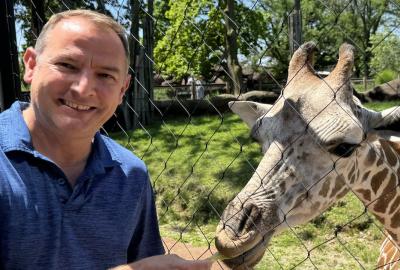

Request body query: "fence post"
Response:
[191, 79, 196, 100]
[0, 0, 21, 111]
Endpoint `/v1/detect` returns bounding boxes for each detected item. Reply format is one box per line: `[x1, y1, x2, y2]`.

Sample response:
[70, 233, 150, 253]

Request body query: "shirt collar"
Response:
[90, 132, 121, 171]
[0, 101, 34, 153]
[0, 101, 121, 171]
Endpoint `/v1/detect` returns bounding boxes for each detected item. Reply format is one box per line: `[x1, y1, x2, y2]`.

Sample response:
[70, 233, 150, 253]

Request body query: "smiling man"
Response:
[0, 10, 211, 270]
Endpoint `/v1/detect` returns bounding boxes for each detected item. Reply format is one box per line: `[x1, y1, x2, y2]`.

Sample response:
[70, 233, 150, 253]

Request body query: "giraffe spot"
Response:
[293, 193, 307, 209]
[285, 194, 294, 208]
[380, 140, 398, 167]
[310, 202, 321, 213]
[347, 170, 354, 182]
[349, 164, 356, 176]
[371, 168, 389, 194]
[279, 182, 286, 193]
[374, 173, 398, 214]
[330, 175, 345, 198]
[375, 214, 385, 224]
[387, 231, 399, 243]
[390, 196, 400, 215]
[390, 212, 400, 228]
[300, 152, 309, 160]
[362, 170, 371, 181]
[350, 174, 355, 184]
[374, 188, 396, 214]
[387, 141, 400, 154]
[377, 148, 385, 167]
[319, 179, 331, 197]
[374, 200, 387, 214]
[364, 148, 376, 167]
[355, 189, 371, 201]
[381, 174, 397, 196]
[336, 187, 349, 200]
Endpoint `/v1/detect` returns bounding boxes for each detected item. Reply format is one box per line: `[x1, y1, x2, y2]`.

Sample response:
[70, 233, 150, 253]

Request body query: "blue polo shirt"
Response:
[0, 102, 164, 269]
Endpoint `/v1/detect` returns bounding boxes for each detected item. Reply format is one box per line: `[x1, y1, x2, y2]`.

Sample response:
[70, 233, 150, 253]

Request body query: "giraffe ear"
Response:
[228, 101, 272, 129]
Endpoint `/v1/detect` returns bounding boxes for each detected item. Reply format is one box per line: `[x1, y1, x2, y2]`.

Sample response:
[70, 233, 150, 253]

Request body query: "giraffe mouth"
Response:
[215, 229, 272, 269]
[215, 207, 277, 269]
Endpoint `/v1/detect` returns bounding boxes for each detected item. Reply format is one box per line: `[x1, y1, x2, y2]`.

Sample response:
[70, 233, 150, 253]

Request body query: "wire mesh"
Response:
[5, 0, 400, 269]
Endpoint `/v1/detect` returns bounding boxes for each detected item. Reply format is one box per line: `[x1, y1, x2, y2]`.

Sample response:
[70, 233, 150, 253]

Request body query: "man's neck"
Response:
[22, 108, 93, 186]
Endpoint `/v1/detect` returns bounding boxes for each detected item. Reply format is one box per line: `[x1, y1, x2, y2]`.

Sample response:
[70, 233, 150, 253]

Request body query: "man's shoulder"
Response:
[98, 134, 146, 170]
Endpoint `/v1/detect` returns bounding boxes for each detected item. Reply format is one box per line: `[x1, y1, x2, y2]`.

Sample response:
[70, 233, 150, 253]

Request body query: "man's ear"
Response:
[23, 47, 38, 84]
[119, 74, 131, 104]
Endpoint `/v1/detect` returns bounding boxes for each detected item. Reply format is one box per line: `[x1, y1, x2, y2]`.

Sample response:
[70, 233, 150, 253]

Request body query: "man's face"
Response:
[23, 17, 130, 139]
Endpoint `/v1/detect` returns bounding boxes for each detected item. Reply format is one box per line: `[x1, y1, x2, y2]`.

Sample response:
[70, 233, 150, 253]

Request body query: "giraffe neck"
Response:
[354, 139, 400, 242]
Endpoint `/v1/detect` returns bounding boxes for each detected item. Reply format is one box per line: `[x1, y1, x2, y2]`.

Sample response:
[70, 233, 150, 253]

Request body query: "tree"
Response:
[153, 0, 267, 87]
[153, 0, 224, 81]
[349, 0, 391, 88]
[257, 0, 399, 82]
[369, 30, 400, 75]
[222, 0, 242, 95]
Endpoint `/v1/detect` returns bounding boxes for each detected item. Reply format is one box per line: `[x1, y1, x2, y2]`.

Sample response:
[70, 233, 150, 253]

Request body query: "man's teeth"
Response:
[64, 100, 91, 111]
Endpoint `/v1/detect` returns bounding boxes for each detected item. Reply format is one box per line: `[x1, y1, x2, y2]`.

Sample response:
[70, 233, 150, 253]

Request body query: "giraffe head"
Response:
[215, 42, 400, 269]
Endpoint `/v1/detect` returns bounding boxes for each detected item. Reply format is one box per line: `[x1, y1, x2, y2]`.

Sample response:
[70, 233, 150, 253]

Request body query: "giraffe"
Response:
[214, 42, 400, 269]
[379, 234, 400, 269]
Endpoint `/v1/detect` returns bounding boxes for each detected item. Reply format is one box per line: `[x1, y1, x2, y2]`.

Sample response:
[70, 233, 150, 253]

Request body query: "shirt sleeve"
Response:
[127, 174, 165, 262]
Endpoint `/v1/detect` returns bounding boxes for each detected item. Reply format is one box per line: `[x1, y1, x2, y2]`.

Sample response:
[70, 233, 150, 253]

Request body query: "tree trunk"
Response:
[136, 0, 154, 127]
[133, 50, 148, 128]
[223, 0, 242, 96]
[122, 0, 141, 130]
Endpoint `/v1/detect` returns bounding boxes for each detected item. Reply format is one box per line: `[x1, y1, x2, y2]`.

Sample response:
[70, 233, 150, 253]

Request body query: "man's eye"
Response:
[57, 62, 76, 70]
[99, 73, 115, 80]
[329, 143, 359, 158]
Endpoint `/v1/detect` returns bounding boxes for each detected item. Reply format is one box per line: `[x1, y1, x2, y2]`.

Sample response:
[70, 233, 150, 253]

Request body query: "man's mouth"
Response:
[61, 99, 94, 111]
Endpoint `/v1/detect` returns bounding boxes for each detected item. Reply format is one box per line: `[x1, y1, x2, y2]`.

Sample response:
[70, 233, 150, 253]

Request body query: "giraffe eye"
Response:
[330, 143, 359, 158]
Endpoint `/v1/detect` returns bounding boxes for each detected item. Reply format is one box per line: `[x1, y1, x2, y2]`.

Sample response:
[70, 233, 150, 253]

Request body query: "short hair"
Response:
[34, 9, 130, 66]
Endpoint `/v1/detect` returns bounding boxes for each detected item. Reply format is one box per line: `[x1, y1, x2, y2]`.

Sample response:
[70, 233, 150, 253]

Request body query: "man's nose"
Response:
[71, 71, 96, 96]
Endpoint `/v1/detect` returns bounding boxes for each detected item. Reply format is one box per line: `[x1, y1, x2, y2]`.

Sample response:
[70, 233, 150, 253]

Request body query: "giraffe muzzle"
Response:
[215, 202, 279, 268]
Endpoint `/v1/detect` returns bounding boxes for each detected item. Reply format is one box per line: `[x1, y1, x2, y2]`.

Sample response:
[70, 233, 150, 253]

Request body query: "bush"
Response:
[374, 69, 397, 84]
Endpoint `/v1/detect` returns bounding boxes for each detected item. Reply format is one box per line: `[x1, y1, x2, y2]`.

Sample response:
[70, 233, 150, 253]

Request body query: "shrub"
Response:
[374, 69, 397, 85]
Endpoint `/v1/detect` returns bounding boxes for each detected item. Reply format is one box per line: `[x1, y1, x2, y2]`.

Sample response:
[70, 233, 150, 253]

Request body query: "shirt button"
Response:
[57, 178, 65, 185]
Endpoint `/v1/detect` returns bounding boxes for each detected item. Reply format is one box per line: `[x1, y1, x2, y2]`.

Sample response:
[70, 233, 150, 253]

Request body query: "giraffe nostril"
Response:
[237, 204, 262, 235]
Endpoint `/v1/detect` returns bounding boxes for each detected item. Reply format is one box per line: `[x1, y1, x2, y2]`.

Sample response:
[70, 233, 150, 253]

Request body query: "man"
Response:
[0, 10, 212, 270]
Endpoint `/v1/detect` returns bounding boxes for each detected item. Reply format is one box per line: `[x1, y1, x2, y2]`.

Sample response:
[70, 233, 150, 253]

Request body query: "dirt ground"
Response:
[163, 238, 229, 269]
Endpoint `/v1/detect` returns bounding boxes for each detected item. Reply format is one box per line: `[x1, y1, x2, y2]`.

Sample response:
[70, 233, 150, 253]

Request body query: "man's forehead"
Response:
[45, 19, 127, 69]
[57, 19, 85, 32]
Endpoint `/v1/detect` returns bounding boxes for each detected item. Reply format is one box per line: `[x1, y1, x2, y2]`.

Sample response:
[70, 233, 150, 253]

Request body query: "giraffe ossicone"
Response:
[215, 41, 400, 269]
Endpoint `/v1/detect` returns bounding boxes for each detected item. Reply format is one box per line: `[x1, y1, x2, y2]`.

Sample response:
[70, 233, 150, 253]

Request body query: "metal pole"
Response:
[0, 0, 21, 111]
[289, 0, 302, 55]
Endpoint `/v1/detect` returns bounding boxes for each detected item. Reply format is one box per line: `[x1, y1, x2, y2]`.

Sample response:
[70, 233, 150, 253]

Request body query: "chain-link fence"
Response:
[3, 0, 400, 269]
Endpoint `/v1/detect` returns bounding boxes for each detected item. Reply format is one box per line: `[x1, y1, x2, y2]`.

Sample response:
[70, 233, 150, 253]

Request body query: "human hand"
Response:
[110, 254, 213, 270]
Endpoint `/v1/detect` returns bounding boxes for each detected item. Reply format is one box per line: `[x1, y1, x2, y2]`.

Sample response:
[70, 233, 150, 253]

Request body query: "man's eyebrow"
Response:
[97, 65, 121, 73]
[89, 56, 121, 73]
[53, 55, 79, 62]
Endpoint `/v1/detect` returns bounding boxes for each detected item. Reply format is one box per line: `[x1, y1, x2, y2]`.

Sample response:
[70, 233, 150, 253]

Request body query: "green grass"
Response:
[352, 81, 376, 93]
[363, 100, 400, 111]
[110, 101, 396, 269]
[111, 113, 261, 226]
